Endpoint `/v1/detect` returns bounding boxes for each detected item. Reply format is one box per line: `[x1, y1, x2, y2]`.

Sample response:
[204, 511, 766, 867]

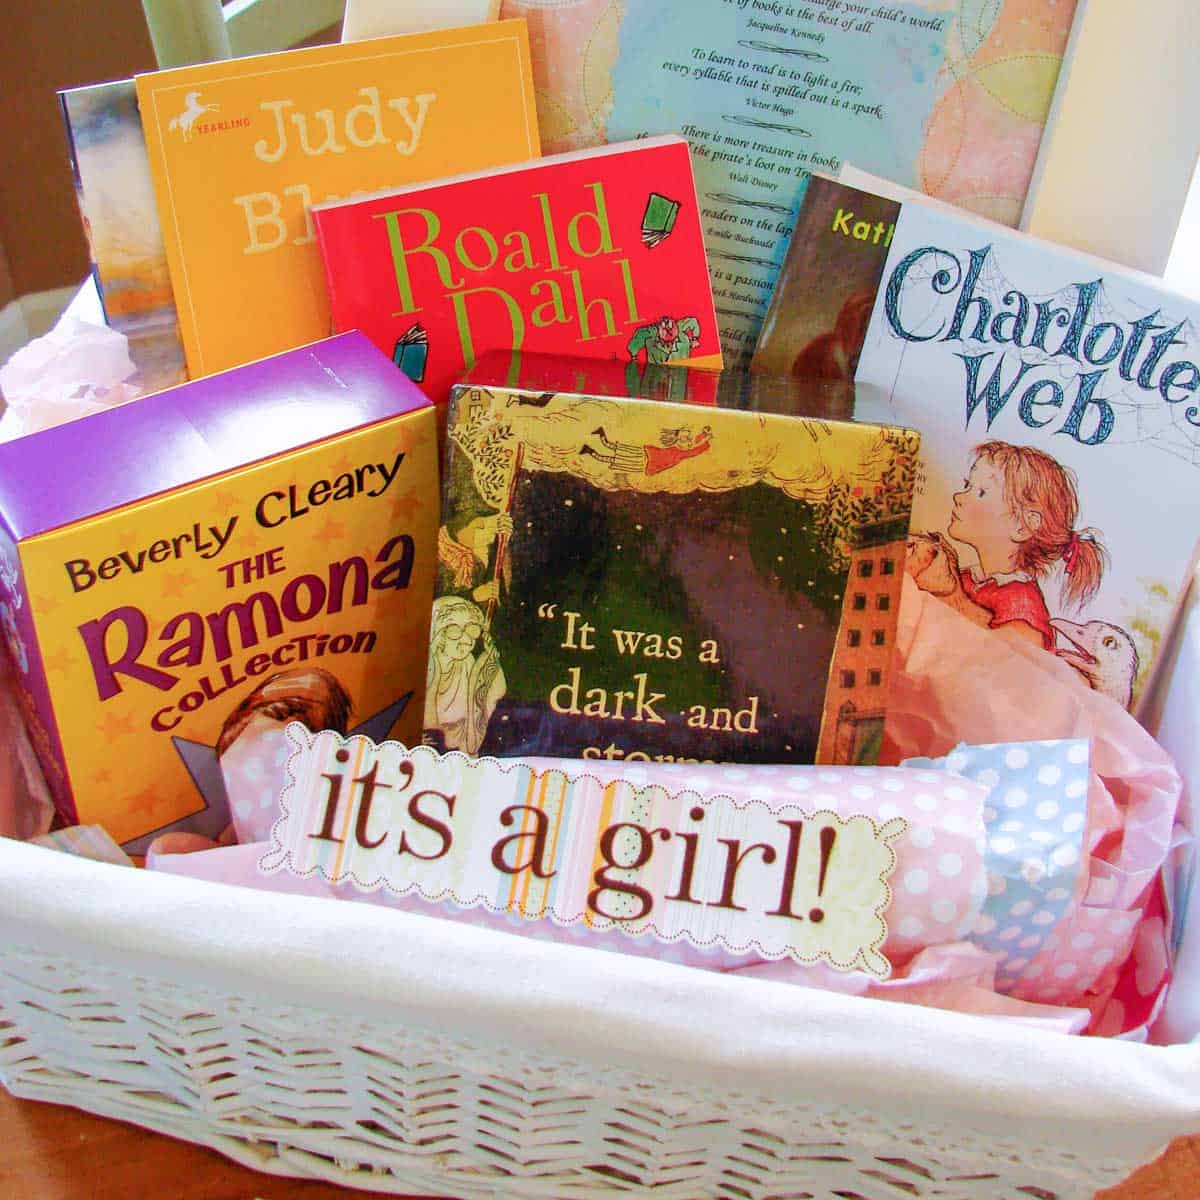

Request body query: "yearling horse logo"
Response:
[168, 91, 219, 140]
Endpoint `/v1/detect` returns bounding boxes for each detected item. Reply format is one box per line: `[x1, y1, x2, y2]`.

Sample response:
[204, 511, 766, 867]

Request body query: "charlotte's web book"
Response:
[313, 135, 722, 405]
[135, 21, 539, 378]
[497, 0, 1081, 365]
[426, 354, 919, 766]
[754, 172, 1200, 712]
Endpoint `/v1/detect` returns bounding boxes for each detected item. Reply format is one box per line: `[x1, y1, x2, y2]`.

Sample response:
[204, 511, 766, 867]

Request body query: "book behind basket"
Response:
[496, 0, 1081, 366]
[313, 135, 723, 408]
[426, 351, 919, 766]
[135, 20, 540, 380]
[58, 80, 188, 394]
[0, 333, 438, 851]
[753, 171, 1200, 714]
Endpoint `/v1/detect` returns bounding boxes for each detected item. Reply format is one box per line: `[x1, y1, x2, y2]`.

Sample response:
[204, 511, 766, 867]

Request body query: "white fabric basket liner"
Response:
[2, 837, 1198, 1199]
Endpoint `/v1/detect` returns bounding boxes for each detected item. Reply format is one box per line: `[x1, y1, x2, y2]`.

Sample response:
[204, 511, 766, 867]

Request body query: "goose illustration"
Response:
[1051, 617, 1139, 710]
[168, 91, 220, 140]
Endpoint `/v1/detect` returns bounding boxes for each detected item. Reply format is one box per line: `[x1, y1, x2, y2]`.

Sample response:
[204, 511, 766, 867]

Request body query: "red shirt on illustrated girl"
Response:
[959, 568, 1056, 652]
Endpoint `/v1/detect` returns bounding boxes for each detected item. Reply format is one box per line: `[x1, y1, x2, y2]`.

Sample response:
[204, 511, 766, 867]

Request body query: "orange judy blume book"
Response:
[136, 22, 540, 378]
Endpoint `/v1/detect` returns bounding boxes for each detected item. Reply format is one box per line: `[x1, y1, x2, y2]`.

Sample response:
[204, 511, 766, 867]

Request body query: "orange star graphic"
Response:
[99, 708, 139, 741]
[31, 591, 61, 617]
[388, 491, 424, 521]
[209, 484, 243, 514]
[92, 766, 113, 787]
[127, 785, 163, 817]
[328, 452, 359, 476]
[233, 528, 277, 560]
[315, 519, 348, 547]
[159, 570, 193, 601]
[40, 643, 75, 677]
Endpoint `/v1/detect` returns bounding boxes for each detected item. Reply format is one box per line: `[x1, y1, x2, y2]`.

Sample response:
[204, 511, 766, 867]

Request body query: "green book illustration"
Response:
[392, 322, 430, 383]
[642, 192, 681, 248]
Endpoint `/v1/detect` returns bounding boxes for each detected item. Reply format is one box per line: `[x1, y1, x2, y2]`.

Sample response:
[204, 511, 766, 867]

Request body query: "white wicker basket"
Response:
[2, 838, 1198, 1199]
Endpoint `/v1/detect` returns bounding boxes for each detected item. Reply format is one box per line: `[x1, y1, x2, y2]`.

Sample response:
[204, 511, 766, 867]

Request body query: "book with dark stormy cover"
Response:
[426, 360, 919, 765]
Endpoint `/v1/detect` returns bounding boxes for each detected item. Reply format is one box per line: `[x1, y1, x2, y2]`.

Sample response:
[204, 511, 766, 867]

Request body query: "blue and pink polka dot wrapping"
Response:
[905, 739, 1091, 993]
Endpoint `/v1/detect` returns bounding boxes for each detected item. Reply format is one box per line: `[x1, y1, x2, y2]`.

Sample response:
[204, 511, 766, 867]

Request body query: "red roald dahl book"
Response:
[312, 135, 723, 405]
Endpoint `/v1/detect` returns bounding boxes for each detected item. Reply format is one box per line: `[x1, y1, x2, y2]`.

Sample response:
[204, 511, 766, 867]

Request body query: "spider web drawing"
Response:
[879, 244, 1200, 468]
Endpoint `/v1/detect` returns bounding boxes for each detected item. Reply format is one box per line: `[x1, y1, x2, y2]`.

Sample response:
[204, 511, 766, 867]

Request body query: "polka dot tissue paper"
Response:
[906, 740, 1093, 998]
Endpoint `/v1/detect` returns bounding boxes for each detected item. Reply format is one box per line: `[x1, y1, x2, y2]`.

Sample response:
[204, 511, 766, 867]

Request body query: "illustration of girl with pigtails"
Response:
[950, 440, 1105, 648]
[908, 440, 1139, 708]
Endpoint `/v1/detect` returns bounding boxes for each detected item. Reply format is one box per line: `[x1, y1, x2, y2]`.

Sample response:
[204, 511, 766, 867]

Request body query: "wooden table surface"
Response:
[1, 1087, 1197, 1199]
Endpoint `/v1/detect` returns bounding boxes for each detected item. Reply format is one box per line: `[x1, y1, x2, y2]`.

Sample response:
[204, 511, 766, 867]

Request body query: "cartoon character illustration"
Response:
[168, 91, 220, 141]
[1051, 618, 1140, 709]
[791, 291, 875, 382]
[625, 359, 691, 403]
[912, 441, 1108, 653]
[580, 424, 713, 476]
[424, 594, 506, 755]
[627, 315, 701, 364]
[437, 511, 514, 606]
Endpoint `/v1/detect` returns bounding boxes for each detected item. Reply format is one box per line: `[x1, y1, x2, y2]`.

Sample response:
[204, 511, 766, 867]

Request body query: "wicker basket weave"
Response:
[2, 838, 1198, 1200]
